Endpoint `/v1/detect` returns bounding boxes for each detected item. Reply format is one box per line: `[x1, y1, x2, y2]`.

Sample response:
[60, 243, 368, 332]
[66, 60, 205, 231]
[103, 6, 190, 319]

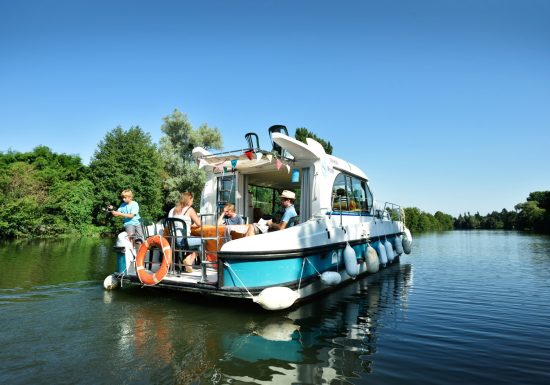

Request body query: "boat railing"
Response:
[134, 214, 223, 282]
[197, 213, 220, 282]
[383, 202, 403, 222]
[194, 146, 295, 163]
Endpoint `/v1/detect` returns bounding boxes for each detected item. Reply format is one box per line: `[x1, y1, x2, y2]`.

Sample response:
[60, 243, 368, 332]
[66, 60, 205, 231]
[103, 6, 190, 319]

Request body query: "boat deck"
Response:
[125, 266, 219, 285]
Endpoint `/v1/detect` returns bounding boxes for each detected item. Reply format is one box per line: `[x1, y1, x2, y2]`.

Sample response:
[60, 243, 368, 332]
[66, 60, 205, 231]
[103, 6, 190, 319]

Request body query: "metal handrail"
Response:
[383, 202, 402, 222]
[198, 213, 218, 282]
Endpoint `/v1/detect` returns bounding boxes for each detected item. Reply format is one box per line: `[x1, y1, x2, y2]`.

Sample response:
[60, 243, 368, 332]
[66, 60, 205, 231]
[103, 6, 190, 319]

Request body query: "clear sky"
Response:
[1, 0, 549, 217]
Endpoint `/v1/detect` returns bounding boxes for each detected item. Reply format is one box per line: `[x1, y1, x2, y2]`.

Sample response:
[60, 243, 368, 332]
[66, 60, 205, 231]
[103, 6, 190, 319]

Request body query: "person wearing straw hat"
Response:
[246, 190, 298, 236]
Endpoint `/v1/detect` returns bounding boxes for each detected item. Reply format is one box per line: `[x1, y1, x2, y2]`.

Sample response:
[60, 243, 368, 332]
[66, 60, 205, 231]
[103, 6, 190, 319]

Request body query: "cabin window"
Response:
[365, 181, 373, 213]
[350, 178, 366, 211]
[332, 174, 349, 211]
[217, 176, 236, 211]
[249, 185, 276, 221]
[332, 172, 371, 214]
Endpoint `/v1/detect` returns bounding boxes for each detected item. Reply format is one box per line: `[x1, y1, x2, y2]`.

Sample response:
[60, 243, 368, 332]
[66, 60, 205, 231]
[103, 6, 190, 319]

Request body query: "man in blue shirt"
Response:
[267, 190, 298, 231]
[246, 190, 298, 236]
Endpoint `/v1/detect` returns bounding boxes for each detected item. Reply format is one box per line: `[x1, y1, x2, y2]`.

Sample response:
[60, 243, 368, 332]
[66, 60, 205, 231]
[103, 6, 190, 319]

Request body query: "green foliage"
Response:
[0, 159, 47, 238]
[453, 191, 549, 234]
[45, 179, 95, 233]
[434, 211, 454, 229]
[159, 109, 223, 210]
[295, 127, 333, 155]
[0, 109, 225, 239]
[249, 186, 277, 217]
[0, 195, 43, 237]
[403, 207, 454, 233]
[0, 148, 90, 237]
[521, 191, 550, 233]
[515, 201, 545, 232]
[89, 126, 164, 230]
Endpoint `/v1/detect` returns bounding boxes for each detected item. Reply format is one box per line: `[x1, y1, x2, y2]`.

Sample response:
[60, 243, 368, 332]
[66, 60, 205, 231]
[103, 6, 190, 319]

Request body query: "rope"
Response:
[224, 262, 254, 299]
[305, 257, 322, 276]
[298, 257, 323, 291]
[298, 258, 306, 290]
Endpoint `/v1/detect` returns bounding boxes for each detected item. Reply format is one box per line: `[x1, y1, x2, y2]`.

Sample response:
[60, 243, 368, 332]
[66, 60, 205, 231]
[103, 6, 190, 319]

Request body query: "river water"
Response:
[1, 230, 549, 385]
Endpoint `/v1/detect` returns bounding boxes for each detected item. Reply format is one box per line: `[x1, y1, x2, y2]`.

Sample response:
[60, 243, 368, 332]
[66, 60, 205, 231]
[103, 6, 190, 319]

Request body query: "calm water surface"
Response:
[1, 231, 549, 384]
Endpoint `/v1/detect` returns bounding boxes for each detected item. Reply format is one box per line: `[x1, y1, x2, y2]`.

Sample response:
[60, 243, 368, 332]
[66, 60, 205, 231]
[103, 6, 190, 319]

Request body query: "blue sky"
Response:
[1, 0, 549, 217]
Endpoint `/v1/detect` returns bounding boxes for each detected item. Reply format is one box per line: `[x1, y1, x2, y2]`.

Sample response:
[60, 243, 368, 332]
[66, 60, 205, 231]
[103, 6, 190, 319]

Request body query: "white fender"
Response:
[403, 227, 412, 254]
[103, 274, 120, 290]
[373, 241, 388, 265]
[253, 287, 300, 311]
[343, 243, 358, 278]
[384, 239, 395, 263]
[365, 245, 380, 273]
[394, 235, 404, 255]
[321, 271, 342, 286]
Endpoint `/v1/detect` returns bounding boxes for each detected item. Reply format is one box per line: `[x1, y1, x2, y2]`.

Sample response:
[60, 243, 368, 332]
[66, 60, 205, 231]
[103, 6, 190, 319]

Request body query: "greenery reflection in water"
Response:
[0, 238, 114, 294]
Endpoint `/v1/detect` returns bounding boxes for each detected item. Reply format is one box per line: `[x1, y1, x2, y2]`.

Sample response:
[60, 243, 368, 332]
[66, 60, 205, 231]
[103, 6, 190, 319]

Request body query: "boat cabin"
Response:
[193, 125, 376, 227]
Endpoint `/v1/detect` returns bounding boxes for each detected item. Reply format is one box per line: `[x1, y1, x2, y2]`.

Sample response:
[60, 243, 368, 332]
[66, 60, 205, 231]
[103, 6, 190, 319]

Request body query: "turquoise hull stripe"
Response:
[222, 243, 368, 289]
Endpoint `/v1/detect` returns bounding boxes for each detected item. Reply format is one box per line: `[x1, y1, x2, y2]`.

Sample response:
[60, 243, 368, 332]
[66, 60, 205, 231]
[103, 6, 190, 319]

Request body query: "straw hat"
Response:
[280, 190, 296, 200]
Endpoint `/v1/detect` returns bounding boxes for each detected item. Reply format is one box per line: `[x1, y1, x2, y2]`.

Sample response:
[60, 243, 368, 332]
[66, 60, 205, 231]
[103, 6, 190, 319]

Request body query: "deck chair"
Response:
[286, 216, 300, 228]
[139, 218, 156, 238]
[139, 218, 155, 269]
[163, 218, 201, 274]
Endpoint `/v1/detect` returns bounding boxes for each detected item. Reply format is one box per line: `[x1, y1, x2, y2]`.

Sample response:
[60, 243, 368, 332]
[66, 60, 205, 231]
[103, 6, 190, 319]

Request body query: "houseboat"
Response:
[103, 125, 413, 310]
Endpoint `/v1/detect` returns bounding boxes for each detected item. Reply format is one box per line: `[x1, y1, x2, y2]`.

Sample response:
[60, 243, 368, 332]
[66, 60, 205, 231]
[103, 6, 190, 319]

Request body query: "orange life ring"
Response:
[135, 235, 172, 285]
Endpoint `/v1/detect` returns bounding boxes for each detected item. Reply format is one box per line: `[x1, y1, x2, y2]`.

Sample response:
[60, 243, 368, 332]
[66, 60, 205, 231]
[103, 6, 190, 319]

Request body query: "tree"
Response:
[159, 109, 223, 209]
[295, 127, 333, 154]
[0, 147, 92, 237]
[89, 126, 164, 230]
[0, 162, 47, 237]
[526, 191, 550, 210]
[403, 207, 424, 232]
[44, 179, 95, 233]
[434, 211, 454, 230]
[515, 201, 545, 232]
[500, 208, 517, 230]
[403, 207, 454, 233]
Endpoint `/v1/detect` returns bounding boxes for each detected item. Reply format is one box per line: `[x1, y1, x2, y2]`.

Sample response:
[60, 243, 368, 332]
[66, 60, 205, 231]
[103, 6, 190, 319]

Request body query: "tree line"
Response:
[1, 111, 548, 238]
[453, 191, 550, 234]
[402, 191, 550, 235]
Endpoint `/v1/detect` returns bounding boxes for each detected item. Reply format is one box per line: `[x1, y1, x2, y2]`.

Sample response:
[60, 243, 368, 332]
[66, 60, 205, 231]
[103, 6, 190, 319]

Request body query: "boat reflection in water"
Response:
[113, 262, 412, 384]
[217, 263, 412, 384]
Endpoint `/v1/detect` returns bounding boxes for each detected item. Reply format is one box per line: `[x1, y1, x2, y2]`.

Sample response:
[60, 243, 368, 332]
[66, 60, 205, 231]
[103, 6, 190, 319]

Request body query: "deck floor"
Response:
[163, 267, 218, 284]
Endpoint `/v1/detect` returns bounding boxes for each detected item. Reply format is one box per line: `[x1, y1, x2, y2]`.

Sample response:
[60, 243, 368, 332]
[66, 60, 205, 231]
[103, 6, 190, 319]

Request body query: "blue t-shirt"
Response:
[281, 204, 297, 224]
[223, 215, 244, 225]
[118, 201, 141, 226]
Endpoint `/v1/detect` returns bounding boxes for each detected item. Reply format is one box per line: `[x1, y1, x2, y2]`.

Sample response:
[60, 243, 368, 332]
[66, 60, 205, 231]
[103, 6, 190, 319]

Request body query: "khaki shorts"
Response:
[125, 224, 144, 242]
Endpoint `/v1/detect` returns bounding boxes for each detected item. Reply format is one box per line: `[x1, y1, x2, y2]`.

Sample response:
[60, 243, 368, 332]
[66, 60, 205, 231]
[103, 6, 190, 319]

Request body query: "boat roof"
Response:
[192, 132, 368, 184]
